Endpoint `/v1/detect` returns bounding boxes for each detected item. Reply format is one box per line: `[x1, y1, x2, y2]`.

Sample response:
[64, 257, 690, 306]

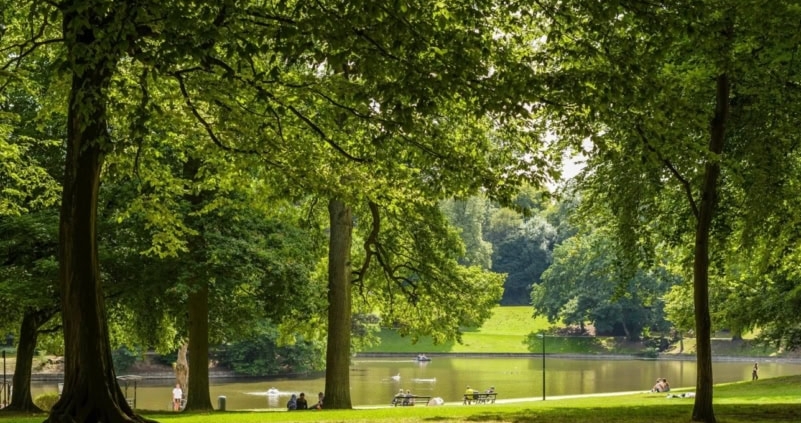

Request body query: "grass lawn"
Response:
[365, 307, 653, 355]
[2, 375, 799, 422]
[363, 306, 799, 358]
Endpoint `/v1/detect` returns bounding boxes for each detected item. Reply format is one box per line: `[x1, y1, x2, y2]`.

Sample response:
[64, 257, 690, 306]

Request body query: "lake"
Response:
[27, 356, 801, 410]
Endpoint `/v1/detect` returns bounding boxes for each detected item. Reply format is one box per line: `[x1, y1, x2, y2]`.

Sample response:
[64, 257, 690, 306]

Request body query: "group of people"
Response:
[463, 385, 495, 404]
[650, 378, 670, 393]
[394, 389, 416, 405]
[287, 391, 324, 411]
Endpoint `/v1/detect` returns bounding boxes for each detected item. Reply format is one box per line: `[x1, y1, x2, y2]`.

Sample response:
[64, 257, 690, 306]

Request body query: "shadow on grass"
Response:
[422, 403, 800, 423]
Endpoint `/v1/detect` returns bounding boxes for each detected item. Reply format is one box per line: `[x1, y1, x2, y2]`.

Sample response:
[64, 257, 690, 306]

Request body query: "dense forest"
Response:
[3, 1, 801, 422]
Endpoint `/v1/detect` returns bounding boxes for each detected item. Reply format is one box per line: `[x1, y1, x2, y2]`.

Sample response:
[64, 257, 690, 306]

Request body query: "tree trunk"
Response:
[46, 15, 148, 419]
[691, 72, 729, 423]
[3, 310, 52, 412]
[323, 199, 353, 409]
[180, 157, 213, 411]
[174, 343, 188, 394]
[184, 283, 213, 410]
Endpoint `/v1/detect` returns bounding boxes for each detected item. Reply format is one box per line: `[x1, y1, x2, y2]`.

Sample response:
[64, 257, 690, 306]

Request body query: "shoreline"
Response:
[16, 352, 801, 382]
[355, 351, 801, 363]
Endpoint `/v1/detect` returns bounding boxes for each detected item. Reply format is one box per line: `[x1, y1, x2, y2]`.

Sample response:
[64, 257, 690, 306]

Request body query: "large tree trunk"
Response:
[181, 157, 213, 411]
[323, 199, 353, 409]
[184, 283, 213, 410]
[46, 11, 147, 420]
[3, 310, 53, 412]
[691, 72, 729, 423]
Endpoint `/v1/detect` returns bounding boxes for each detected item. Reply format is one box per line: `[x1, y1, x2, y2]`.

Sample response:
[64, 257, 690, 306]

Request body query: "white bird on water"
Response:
[391, 373, 401, 381]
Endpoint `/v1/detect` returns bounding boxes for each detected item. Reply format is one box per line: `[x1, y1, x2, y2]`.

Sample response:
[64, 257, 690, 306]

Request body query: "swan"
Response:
[390, 373, 401, 381]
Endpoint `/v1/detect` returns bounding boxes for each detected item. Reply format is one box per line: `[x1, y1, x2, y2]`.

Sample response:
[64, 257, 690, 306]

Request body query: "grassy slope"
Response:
[363, 306, 552, 353]
[363, 306, 799, 357]
[2, 375, 799, 422]
[363, 306, 654, 355]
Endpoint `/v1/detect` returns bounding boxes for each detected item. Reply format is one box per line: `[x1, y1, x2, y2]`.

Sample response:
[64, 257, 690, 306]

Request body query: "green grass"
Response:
[364, 306, 552, 353]
[2, 375, 799, 422]
[363, 306, 799, 358]
[364, 306, 647, 355]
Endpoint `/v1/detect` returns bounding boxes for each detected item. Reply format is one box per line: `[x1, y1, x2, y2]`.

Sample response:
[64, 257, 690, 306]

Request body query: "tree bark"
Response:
[174, 343, 188, 394]
[323, 198, 353, 409]
[691, 72, 729, 423]
[180, 157, 213, 411]
[46, 10, 149, 419]
[184, 283, 213, 410]
[3, 310, 53, 412]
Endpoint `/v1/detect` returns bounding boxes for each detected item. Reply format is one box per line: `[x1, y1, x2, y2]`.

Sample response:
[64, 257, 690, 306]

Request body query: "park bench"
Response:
[391, 395, 432, 406]
[463, 392, 497, 404]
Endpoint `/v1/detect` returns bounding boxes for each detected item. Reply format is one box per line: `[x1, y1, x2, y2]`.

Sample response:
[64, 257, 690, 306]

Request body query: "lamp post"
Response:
[2, 350, 6, 407]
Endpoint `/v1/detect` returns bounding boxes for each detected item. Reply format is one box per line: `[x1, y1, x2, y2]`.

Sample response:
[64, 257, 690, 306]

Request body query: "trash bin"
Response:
[217, 395, 226, 411]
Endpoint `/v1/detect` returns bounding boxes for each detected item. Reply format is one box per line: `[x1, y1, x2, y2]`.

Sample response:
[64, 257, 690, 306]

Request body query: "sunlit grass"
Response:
[3, 376, 799, 423]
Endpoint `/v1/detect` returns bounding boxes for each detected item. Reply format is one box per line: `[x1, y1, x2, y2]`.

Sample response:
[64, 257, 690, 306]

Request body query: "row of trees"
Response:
[4, 1, 801, 423]
[1, 0, 546, 422]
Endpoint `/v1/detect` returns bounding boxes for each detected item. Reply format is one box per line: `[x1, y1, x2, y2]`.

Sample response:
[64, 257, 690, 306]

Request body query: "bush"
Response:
[34, 393, 60, 411]
[636, 347, 659, 359]
[112, 346, 140, 372]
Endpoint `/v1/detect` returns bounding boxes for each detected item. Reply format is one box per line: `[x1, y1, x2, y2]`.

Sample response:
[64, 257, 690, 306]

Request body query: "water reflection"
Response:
[29, 356, 801, 410]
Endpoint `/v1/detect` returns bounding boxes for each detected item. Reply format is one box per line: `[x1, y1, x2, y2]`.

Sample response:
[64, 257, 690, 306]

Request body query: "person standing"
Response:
[752, 362, 759, 381]
[172, 383, 183, 411]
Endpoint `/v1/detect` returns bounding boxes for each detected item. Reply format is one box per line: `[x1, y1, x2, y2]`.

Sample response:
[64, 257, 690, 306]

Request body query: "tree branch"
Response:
[635, 123, 699, 218]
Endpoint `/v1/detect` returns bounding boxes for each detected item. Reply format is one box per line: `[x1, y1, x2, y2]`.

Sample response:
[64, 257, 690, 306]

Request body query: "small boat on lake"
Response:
[412, 377, 437, 383]
[266, 387, 280, 396]
[415, 354, 431, 362]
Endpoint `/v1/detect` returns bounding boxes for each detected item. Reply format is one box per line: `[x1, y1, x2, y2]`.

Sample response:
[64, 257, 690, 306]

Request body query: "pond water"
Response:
[28, 356, 801, 410]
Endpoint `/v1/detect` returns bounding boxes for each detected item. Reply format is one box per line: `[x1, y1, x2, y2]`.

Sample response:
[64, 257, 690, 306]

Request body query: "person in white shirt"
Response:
[172, 384, 183, 411]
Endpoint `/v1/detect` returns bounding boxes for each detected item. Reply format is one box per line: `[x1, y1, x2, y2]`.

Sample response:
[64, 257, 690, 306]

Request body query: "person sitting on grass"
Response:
[296, 392, 308, 410]
[311, 392, 324, 410]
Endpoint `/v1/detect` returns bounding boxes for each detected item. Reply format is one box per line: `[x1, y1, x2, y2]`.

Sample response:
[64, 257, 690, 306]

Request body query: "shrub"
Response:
[34, 393, 60, 411]
[112, 346, 140, 372]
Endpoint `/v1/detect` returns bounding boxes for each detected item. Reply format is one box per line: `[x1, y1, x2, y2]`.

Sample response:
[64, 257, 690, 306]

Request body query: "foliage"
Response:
[440, 197, 493, 269]
[216, 323, 325, 376]
[32, 394, 59, 412]
[111, 346, 140, 373]
[534, 228, 677, 341]
[352, 200, 505, 345]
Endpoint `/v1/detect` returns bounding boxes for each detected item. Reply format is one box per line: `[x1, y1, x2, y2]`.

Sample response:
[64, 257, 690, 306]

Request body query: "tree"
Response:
[0, 57, 64, 412]
[440, 197, 493, 269]
[491, 214, 556, 305]
[0, 213, 60, 412]
[533, 229, 676, 340]
[3, 1, 551, 418]
[524, 1, 801, 421]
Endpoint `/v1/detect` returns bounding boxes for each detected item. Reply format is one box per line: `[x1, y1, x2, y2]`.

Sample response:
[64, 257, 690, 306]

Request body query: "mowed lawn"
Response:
[364, 306, 550, 353]
[363, 306, 628, 354]
[2, 375, 799, 423]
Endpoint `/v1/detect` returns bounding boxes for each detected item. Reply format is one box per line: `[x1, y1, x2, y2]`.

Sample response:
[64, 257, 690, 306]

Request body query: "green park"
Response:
[2, 1, 801, 422]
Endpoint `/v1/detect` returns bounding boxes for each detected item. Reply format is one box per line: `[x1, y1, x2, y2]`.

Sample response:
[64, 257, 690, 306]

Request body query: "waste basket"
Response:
[217, 395, 226, 411]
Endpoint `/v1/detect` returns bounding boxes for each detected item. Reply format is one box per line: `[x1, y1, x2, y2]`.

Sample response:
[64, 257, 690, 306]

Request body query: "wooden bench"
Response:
[391, 395, 432, 406]
[463, 392, 497, 404]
